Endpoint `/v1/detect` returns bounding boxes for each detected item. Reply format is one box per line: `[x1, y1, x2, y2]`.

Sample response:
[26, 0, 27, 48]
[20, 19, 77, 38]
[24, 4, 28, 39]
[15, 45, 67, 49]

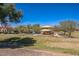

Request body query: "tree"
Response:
[15, 25, 26, 33]
[0, 3, 22, 26]
[32, 24, 41, 34]
[53, 25, 61, 32]
[59, 20, 77, 37]
[27, 24, 32, 33]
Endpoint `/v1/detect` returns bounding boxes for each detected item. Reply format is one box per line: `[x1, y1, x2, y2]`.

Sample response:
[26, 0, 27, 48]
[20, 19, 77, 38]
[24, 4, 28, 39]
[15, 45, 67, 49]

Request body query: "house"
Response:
[0, 26, 14, 33]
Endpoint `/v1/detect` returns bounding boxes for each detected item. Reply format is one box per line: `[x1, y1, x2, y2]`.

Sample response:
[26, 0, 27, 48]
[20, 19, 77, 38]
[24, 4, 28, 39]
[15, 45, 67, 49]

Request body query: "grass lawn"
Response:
[0, 32, 79, 55]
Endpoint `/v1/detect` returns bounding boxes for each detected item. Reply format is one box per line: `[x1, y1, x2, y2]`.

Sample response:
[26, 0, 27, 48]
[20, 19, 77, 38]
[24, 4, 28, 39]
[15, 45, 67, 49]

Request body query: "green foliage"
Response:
[0, 37, 36, 48]
[0, 3, 23, 26]
[15, 25, 27, 33]
[53, 25, 61, 32]
[32, 24, 41, 33]
[59, 20, 77, 37]
[27, 24, 32, 33]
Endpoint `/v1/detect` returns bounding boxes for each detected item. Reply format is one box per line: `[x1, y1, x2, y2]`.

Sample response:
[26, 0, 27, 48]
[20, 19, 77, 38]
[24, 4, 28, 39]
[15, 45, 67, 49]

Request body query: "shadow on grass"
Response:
[0, 37, 36, 49]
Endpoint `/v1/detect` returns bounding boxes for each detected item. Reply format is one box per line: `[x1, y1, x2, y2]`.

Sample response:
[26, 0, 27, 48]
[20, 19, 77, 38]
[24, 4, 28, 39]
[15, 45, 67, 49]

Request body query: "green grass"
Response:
[32, 44, 79, 55]
[0, 33, 79, 55]
[42, 46, 79, 55]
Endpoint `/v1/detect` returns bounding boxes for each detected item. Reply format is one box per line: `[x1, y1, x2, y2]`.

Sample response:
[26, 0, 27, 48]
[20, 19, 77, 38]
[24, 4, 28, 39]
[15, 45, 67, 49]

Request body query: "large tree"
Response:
[0, 3, 22, 26]
[59, 20, 77, 37]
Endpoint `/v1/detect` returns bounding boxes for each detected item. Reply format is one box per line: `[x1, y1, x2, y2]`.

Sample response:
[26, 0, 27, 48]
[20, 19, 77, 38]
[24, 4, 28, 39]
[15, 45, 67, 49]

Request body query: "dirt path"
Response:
[0, 48, 72, 56]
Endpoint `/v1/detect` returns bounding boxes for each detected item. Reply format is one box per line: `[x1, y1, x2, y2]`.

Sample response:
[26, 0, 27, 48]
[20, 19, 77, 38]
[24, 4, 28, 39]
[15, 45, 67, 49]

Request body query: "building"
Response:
[40, 25, 53, 35]
[75, 28, 79, 32]
[0, 26, 14, 33]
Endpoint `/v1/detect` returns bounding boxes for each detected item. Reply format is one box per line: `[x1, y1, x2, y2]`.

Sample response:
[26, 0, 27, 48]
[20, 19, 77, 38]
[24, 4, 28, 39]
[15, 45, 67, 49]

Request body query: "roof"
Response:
[41, 29, 52, 31]
[0, 26, 14, 30]
[41, 25, 52, 28]
[75, 28, 79, 31]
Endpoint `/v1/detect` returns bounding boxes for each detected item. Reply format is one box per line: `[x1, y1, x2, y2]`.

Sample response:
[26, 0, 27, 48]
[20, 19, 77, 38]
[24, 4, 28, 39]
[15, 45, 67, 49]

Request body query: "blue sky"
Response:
[14, 3, 79, 26]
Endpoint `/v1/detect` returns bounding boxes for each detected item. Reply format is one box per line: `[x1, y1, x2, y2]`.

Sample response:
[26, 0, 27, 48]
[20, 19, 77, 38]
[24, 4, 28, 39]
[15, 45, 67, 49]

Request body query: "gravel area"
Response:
[0, 48, 71, 56]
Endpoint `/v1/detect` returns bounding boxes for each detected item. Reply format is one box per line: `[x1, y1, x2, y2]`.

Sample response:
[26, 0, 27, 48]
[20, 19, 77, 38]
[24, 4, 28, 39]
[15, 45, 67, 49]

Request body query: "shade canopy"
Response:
[41, 29, 52, 31]
[41, 25, 52, 28]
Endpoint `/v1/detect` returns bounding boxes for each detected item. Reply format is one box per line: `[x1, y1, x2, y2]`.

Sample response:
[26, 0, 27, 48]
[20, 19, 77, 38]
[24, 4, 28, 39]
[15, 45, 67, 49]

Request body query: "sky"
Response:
[14, 3, 79, 26]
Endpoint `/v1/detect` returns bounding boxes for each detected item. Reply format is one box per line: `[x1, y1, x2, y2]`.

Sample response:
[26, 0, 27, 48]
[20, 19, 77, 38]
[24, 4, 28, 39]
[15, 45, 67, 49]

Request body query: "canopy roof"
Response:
[41, 25, 53, 28]
[41, 29, 52, 31]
